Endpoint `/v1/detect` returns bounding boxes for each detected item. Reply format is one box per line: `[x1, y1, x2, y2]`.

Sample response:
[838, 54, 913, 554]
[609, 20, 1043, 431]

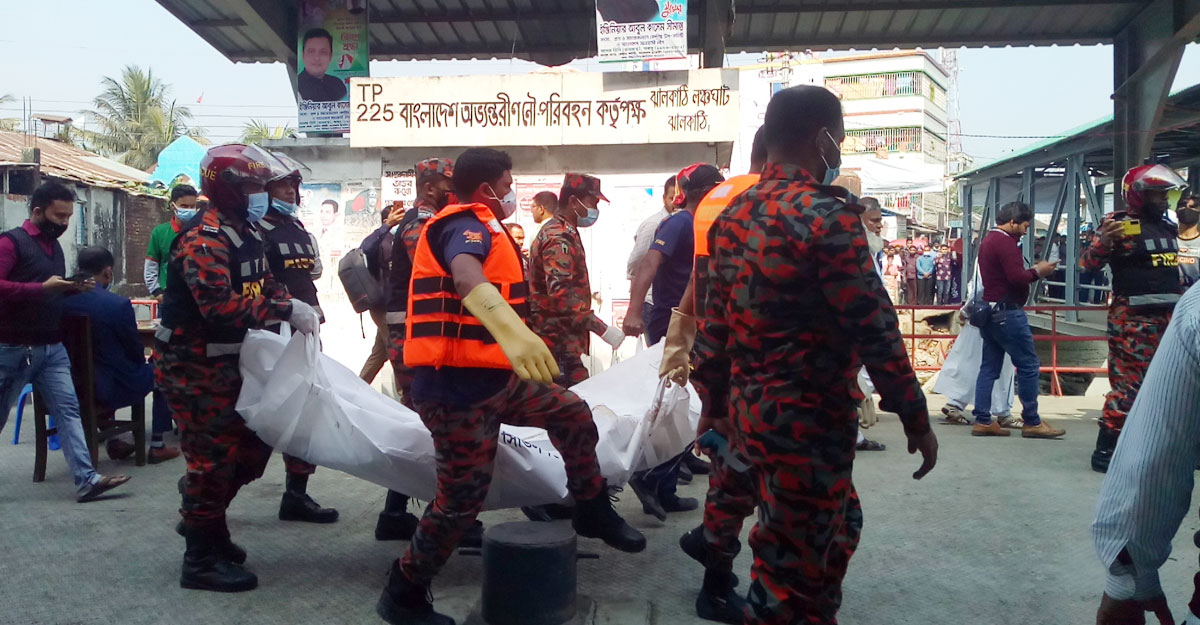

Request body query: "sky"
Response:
[4, 0, 1200, 167]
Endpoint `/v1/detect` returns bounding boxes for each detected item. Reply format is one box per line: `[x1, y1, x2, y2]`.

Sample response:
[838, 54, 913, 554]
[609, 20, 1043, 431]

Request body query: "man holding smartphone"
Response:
[1082, 164, 1188, 473]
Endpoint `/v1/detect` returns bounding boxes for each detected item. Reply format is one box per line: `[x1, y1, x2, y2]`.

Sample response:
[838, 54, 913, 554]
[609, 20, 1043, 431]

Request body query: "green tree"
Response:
[241, 120, 295, 145]
[0, 94, 19, 131]
[87, 65, 206, 170]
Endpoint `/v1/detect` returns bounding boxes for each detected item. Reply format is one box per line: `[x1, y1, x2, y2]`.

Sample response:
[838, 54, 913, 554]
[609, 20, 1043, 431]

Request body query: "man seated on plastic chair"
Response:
[61, 246, 180, 464]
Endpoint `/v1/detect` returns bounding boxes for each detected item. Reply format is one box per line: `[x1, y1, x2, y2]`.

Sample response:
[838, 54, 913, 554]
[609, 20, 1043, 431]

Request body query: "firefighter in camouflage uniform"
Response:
[527, 173, 626, 386]
[665, 126, 769, 624]
[376, 148, 644, 625]
[692, 86, 938, 625]
[374, 157, 456, 543]
[1081, 163, 1187, 473]
[156, 144, 322, 593]
[258, 150, 339, 524]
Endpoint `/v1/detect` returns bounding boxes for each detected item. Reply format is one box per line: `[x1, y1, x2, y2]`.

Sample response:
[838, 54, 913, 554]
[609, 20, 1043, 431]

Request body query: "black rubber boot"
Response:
[662, 493, 700, 513]
[1091, 427, 1119, 474]
[696, 569, 746, 624]
[180, 525, 258, 593]
[178, 494, 247, 564]
[685, 453, 712, 475]
[376, 561, 456, 625]
[376, 490, 420, 541]
[279, 473, 339, 523]
[627, 473, 666, 521]
[460, 520, 485, 549]
[679, 525, 739, 587]
[573, 482, 646, 553]
[520, 503, 574, 522]
[678, 461, 694, 484]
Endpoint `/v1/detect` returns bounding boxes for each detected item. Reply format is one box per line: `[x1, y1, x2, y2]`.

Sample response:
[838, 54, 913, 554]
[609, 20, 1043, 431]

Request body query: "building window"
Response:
[844, 127, 923, 155]
[6, 168, 35, 196]
[825, 71, 947, 109]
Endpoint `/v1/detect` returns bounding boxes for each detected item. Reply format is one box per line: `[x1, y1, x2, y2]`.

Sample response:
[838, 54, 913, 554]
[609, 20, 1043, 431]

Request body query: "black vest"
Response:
[161, 219, 269, 359]
[385, 207, 433, 325]
[259, 215, 321, 309]
[1109, 214, 1183, 307]
[0, 227, 66, 346]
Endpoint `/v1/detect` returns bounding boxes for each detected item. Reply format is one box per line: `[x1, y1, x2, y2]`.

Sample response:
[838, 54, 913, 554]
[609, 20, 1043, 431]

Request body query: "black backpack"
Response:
[338, 247, 382, 314]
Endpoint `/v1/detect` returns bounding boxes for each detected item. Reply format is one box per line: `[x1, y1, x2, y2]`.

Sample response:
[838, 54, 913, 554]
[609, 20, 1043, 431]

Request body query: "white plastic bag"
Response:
[237, 331, 700, 509]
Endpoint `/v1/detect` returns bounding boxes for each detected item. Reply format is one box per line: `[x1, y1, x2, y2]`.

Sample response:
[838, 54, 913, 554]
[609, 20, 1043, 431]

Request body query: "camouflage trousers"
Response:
[701, 443, 759, 573]
[155, 343, 271, 529]
[742, 412, 862, 625]
[387, 325, 416, 410]
[553, 350, 590, 387]
[399, 374, 605, 584]
[1101, 303, 1172, 432]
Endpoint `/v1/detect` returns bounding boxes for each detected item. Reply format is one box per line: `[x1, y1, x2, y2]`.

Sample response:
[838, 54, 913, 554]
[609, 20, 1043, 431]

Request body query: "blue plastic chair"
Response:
[11, 384, 58, 450]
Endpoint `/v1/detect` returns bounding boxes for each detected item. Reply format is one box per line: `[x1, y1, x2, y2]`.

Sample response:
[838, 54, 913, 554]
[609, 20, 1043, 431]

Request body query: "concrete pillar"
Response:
[1111, 0, 1200, 208]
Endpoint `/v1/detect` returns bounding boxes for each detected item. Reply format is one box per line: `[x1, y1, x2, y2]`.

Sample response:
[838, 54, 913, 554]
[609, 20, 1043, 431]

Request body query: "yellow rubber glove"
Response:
[658, 307, 697, 385]
[461, 283, 561, 384]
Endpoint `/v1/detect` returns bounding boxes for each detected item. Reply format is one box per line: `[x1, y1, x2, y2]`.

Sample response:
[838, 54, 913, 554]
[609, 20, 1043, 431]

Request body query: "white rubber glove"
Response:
[289, 300, 321, 336]
[601, 324, 625, 349]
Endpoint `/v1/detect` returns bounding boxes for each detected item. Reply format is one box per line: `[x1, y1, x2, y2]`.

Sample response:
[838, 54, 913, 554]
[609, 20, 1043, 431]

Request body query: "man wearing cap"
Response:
[528, 173, 626, 387]
[375, 157, 460, 543]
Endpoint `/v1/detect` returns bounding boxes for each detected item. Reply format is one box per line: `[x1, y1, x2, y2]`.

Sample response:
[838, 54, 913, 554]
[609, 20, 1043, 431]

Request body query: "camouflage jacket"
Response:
[528, 216, 606, 356]
[692, 163, 931, 447]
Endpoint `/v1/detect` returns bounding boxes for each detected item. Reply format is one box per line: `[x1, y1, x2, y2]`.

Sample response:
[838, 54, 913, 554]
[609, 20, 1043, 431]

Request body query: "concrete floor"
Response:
[2, 392, 1198, 625]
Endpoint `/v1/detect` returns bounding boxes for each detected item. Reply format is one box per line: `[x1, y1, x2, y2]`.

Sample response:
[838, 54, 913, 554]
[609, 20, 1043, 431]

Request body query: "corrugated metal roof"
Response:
[157, 0, 1155, 67]
[0, 131, 151, 190]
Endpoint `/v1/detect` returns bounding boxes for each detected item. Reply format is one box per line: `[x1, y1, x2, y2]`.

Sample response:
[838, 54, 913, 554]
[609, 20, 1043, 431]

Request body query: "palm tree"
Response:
[241, 120, 296, 145]
[87, 66, 206, 170]
[0, 94, 19, 131]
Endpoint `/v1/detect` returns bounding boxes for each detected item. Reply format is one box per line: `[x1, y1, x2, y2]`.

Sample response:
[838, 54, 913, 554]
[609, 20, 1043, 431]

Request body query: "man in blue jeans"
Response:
[972, 201, 1065, 439]
[0, 182, 131, 500]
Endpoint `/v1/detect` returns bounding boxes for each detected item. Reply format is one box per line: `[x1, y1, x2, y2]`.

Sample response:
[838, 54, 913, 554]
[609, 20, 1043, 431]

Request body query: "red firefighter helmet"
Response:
[1122, 164, 1187, 213]
[200, 144, 288, 212]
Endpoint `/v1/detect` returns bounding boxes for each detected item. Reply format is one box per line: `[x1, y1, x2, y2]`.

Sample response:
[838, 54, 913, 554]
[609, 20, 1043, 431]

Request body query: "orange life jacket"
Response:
[693, 174, 760, 258]
[404, 202, 528, 369]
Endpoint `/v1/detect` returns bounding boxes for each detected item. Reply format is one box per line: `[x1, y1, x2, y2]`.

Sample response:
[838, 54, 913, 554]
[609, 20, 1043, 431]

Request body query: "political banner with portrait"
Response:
[297, 0, 370, 134]
[596, 0, 687, 63]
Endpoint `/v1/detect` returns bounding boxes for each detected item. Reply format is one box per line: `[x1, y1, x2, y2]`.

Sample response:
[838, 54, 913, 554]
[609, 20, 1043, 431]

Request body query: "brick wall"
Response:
[121, 194, 168, 298]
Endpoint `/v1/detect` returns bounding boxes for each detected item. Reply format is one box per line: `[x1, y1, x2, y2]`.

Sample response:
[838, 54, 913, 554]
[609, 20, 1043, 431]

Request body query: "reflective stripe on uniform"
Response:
[205, 342, 243, 358]
[221, 225, 244, 248]
[1128, 293, 1182, 307]
[385, 311, 408, 324]
[154, 324, 173, 343]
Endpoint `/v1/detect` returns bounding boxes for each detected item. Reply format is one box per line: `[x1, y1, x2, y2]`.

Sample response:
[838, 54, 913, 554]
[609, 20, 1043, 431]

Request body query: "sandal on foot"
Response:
[855, 438, 886, 452]
[78, 475, 131, 502]
[940, 405, 971, 425]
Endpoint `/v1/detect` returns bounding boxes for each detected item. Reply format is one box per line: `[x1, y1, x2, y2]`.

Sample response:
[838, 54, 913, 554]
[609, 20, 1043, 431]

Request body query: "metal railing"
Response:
[892, 304, 1108, 396]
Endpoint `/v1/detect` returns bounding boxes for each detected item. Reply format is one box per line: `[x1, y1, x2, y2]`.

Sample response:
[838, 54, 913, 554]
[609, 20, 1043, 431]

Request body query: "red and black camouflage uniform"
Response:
[528, 174, 608, 386]
[692, 163, 931, 625]
[1080, 211, 1181, 433]
[155, 208, 293, 531]
[385, 158, 454, 408]
[386, 199, 437, 409]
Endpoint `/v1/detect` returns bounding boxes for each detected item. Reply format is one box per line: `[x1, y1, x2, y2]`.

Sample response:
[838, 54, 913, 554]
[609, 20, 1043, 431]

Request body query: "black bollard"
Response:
[481, 521, 578, 625]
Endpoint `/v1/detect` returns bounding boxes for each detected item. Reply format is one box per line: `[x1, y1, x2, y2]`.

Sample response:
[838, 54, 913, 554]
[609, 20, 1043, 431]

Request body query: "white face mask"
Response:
[485, 185, 518, 219]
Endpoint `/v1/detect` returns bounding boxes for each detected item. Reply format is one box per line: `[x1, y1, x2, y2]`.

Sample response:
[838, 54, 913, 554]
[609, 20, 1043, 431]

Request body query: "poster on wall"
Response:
[380, 159, 416, 208]
[350, 69, 738, 148]
[596, 0, 687, 63]
[297, 0, 370, 134]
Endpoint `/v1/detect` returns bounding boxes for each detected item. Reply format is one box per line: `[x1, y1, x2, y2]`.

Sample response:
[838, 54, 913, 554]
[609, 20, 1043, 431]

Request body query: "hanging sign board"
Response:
[349, 69, 739, 148]
[595, 0, 687, 63]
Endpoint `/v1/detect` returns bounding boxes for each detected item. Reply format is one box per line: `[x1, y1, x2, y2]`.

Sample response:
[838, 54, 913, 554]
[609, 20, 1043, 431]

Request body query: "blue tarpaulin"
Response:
[150, 136, 206, 190]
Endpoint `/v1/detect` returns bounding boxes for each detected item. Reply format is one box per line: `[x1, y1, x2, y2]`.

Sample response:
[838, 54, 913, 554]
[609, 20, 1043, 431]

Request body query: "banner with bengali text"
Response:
[596, 0, 687, 63]
[349, 69, 739, 148]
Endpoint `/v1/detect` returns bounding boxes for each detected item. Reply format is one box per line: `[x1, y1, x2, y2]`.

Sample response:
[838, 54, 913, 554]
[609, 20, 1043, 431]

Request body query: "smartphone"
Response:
[1123, 219, 1142, 237]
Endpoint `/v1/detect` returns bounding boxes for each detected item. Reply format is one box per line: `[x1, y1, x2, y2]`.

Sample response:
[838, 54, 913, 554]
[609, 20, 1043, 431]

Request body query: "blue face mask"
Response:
[575, 199, 600, 228]
[175, 207, 198, 222]
[820, 129, 842, 186]
[247, 192, 269, 223]
[271, 198, 298, 216]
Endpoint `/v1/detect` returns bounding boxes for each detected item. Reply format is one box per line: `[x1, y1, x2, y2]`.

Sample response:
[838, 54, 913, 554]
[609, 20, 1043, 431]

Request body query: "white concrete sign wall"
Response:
[349, 69, 739, 148]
